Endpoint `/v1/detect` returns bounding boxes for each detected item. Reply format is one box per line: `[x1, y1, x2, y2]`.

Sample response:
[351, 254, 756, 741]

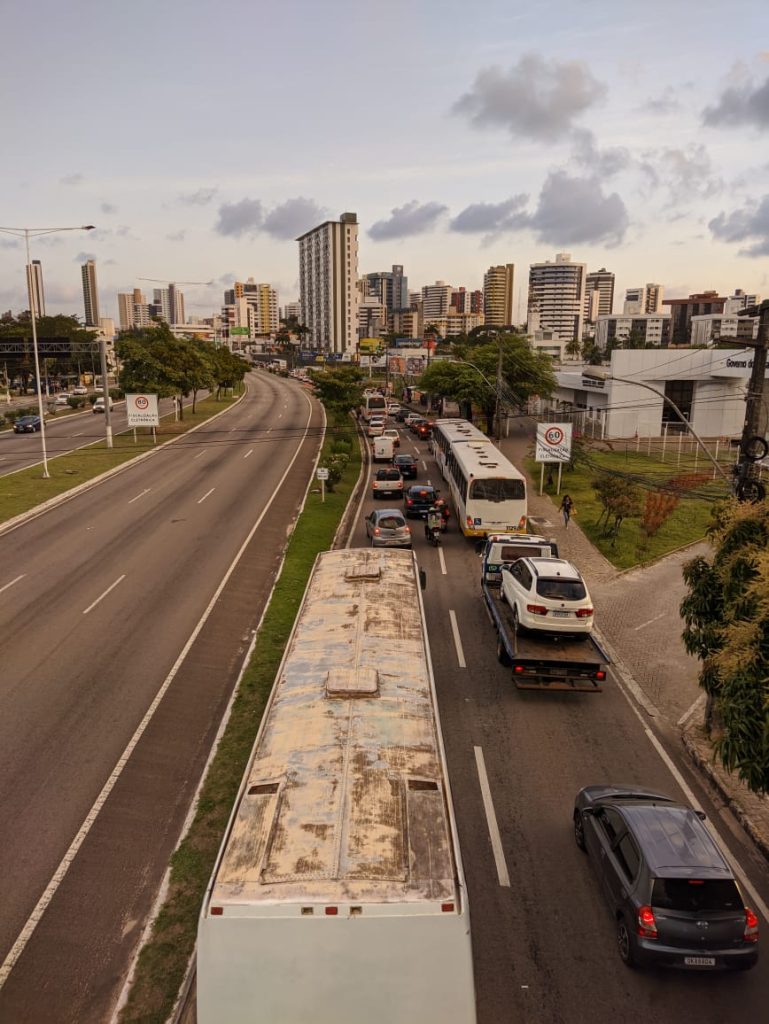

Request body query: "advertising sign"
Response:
[125, 393, 159, 427]
[535, 422, 573, 463]
[230, 327, 249, 336]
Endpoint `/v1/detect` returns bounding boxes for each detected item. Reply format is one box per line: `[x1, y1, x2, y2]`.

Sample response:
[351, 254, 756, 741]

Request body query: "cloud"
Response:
[639, 143, 722, 205]
[642, 86, 682, 115]
[453, 53, 606, 142]
[0, 238, 20, 249]
[703, 73, 769, 129]
[178, 187, 218, 206]
[100, 202, 117, 214]
[166, 229, 186, 242]
[449, 195, 528, 235]
[59, 173, 84, 186]
[709, 194, 769, 256]
[571, 129, 630, 177]
[369, 200, 447, 240]
[517, 171, 629, 246]
[262, 197, 327, 239]
[74, 251, 97, 262]
[215, 198, 264, 237]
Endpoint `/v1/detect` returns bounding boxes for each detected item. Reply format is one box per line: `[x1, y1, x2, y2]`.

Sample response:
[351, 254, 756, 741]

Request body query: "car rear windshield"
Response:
[652, 878, 742, 913]
[536, 578, 586, 600]
[498, 544, 552, 562]
[410, 488, 435, 498]
[470, 477, 526, 502]
[379, 516, 405, 529]
[377, 470, 401, 480]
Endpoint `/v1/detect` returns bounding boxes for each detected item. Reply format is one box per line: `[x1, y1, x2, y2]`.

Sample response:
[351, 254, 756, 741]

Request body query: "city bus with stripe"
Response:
[197, 548, 476, 1024]
[432, 418, 527, 537]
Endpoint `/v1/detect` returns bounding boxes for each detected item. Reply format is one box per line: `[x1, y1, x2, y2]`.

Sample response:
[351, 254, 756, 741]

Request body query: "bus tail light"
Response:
[526, 604, 548, 615]
[325, 906, 338, 916]
[441, 902, 455, 913]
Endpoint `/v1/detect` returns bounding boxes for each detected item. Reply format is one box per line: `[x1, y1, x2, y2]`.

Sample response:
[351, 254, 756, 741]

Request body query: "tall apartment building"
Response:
[364, 265, 408, 320]
[595, 313, 671, 350]
[483, 264, 515, 326]
[584, 268, 614, 324]
[527, 253, 586, 344]
[421, 281, 453, 323]
[452, 287, 483, 315]
[662, 291, 726, 344]
[623, 284, 664, 315]
[81, 259, 100, 327]
[281, 301, 302, 322]
[117, 288, 153, 330]
[26, 259, 46, 317]
[297, 212, 359, 354]
[724, 288, 760, 314]
[223, 278, 279, 334]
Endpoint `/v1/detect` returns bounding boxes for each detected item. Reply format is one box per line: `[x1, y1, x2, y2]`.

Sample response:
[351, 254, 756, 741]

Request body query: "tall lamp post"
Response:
[581, 368, 731, 486]
[0, 224, 95, 478]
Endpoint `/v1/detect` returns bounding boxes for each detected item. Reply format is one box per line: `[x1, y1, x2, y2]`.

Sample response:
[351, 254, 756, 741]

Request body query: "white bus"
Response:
[432, 418, 527, 537]
[361, 391, 387, 421]
[197, 548, 476, 1024]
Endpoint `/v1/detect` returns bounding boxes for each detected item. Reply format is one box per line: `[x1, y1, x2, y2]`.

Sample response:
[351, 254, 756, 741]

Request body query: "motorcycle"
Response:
[425, 513, 442, 547]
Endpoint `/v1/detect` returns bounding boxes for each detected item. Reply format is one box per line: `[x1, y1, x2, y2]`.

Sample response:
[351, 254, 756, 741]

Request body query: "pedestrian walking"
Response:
[560, 494, 574, 528]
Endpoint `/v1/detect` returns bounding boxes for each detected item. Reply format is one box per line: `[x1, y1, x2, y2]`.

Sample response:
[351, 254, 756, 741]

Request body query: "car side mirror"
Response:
[695, 810, 706, 820]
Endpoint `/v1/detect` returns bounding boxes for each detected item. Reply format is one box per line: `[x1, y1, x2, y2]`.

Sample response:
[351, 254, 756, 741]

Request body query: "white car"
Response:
[404, 412, 422, 427]
[55, 393, 70, 406]
[367, 416, 386, 437]
[387, 403, 400, 415]
[381, 428, 400, 448]
[501, 557, 594, 634]
[93, 396, 115, 413]
[73, 385, 88, 396]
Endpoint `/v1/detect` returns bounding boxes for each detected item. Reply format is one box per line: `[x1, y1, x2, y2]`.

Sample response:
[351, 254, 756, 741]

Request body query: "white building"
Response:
[421, 281, 453, 323]
[297, 212, 359, 354]
[623, 284, 664, 315]
[527, 253, 586, 344]
[595, 313, 671, 350]
[584, 268, 614, 324]
[528, 328, 565, 360]
[281, 301, 301, 322]
[690, 313, 759, 347]
[724, 289, 760, 314]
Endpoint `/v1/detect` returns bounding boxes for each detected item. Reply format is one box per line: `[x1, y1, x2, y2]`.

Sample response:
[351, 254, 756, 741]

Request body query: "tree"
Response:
[116, 324, 215, 419]
[206, 343, 247, 398]
[309, 365, 364, 415]
[592, 475, 644, 539]
[680, 499, 769, 794]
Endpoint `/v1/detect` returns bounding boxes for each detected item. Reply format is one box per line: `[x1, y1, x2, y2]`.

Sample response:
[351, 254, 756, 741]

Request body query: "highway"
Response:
[0, 372, 324, 1023]
[349, 423, 769, 1024]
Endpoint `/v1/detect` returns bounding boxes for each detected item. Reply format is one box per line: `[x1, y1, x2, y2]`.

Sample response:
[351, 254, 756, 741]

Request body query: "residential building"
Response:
[690, 313, 759, 346]
[364, 265, 408, 319]
[595, 313, 671, 350]
[297, 211, 358, 354]
[392, 308, 421, 339]
[358, 295, 386, 340]
[26, 259, 46, 317]
[451, 287, 483, 315]
[662, 290, 726, 344]
[483, 264, 515, 327]
[223, 279, 278, 335]
[724, 288, 760, 314]
[423, 313, 485, 339]
[150, 285, 186, 325]
[281, 301, 302, 322]
[421, 281, 453, 323]
[584, 267, 614, 324]
[81, 259, 100, 327]
[623, 284, 664, 315]
[117, 288, 151, 330]
[527, 253, 586, 344]
[528, 327, 565, 360]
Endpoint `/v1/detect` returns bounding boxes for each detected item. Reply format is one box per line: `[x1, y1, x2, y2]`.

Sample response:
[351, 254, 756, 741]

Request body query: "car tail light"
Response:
[576, 608, 594, 618]
[373, 527, 380, 535]
[637, 905, 658, 939]
[595, 670, 606, 681]
[405, 526, 411, 533]
[526, 604, 548, 615]
[744, 908, 759, 943]
[407, 498, 413, 505]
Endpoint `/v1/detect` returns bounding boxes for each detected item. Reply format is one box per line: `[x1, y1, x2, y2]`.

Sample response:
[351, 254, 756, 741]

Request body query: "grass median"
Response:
[119, 411, 361, 1024]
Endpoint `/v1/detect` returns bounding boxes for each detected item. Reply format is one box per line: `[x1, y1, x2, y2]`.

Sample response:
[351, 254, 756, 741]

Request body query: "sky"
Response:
[1, 0, 768, 324]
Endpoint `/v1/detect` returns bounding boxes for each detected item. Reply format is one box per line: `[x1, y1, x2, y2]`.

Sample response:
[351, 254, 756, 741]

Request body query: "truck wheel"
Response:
[500, 587, 508, 604]
[497, 634, 512, 667]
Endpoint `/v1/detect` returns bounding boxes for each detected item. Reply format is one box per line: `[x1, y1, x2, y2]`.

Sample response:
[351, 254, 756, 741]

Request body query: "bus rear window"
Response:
[651, 878, 742, 913]
[469, 478, 525, 502]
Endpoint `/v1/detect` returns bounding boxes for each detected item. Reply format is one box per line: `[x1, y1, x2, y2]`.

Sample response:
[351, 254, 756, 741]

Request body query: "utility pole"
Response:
[494, 335, 503, 439]
[736, 301, 769, 500]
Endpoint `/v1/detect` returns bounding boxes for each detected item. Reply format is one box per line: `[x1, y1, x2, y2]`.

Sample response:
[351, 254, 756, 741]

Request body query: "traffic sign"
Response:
[316, 467, 329, 480]
[535, 422, 572, 463]
[126, 393, 159, 427]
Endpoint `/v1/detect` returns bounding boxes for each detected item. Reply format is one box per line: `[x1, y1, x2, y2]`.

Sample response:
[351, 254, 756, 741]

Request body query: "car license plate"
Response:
[684, 956, 715, 966]
[551, 611, 570, 618]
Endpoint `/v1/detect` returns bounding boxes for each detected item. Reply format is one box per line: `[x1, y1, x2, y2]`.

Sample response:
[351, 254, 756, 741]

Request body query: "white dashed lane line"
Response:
[633, 611, 666, 632]
[474, 745, 511, 888]
[193, 450, 205, 460]
[243, 448, 254, 459]
[448, 609, 466, 668]
[197, 488, 215, 505]
[128, 488, 151, 504]
[438, 547, 447, 575]
[0, 574, 25, 596]
[83, 575, 126, 616]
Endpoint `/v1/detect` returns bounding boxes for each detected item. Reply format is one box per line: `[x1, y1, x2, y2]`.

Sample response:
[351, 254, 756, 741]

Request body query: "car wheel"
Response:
[617, 917, 637, 968]
[500, 586, 508, 604]
[496, 634, 511, 667]
[573, 810, 586, 851]
[512, 606, 521, 632]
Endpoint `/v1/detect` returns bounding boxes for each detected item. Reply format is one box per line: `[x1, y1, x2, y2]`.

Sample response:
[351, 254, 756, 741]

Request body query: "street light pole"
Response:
[0, 224, 96, 478]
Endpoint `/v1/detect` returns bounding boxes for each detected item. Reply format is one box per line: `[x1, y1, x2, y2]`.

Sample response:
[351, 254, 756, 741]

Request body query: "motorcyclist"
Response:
[433, 497, 450, 531]
[425, 505, 442, 543]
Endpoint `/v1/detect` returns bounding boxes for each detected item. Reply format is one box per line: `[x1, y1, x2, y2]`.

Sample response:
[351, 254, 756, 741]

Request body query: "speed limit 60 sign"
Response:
[535, 422, 573, 462]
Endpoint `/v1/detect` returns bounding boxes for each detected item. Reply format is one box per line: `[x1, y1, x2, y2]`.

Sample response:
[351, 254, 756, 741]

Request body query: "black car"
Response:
[13, 415, 42, 433]
[404, 484, 439, 518]
[574, 784, 759, 971]
[393, 453, 418, 479]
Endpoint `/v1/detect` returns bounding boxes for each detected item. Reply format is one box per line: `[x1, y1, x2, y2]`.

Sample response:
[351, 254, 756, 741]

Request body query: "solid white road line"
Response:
[612, 668, 769, 924]
[197, 488, 215, 504]
[438, 547, 447, 575]
[0, 573, 25, 596]
[0, 387, 317, 993]
[677, 692, 707, 728]
[243, 448, 253, 459]
[82, 575, 126, 616]
[474, 745, 511, 888]
[128, 488, 151, 504]
[193, 450, 205, 460]
[633, 611, 666, 632]
[449, 609, 466, 668]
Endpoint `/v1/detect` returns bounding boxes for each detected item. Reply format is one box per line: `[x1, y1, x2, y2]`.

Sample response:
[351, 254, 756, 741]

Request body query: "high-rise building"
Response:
[527, 253, 586, 343]
[364, 265, 408, 319]
[297, 212, 359, 354]
[483, 264, 515, 326]
[26, 259, 46, 317]
[224, 278, 279, 334]
[451, 287, 484, 315]
[724, 288, 760, 314]
[624, 284, 665, 316]
[662, 291, 726, 344]
[281, 301, 302, 322]
[421, 282, 453, 323]
[152, 285, 186, 324]
[584, 268, 614, 324]
[81, 259, 100, 327]
[117, 287, 149, 330]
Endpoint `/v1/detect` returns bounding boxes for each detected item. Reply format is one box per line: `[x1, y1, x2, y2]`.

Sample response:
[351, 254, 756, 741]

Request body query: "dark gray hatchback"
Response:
[574, 785, 759, 971]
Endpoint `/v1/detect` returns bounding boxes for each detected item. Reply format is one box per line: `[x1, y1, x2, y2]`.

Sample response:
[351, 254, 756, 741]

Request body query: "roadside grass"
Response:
[119, 411, 360, 1024]
[526, 445, 726, 570]
[0, 396, 237, 525]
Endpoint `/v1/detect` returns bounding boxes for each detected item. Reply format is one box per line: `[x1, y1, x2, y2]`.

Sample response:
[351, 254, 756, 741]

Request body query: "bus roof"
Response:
[432, 419, 489, 446]
[209, 549, 460, 913]
[434, 420, 525, 482]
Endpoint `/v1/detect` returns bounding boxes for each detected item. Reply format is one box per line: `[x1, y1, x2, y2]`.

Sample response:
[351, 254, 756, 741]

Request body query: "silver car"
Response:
[365, 508, 412, 548]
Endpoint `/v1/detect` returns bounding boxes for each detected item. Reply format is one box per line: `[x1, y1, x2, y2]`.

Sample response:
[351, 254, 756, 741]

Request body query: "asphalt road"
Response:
[349, 423, 769, 1024]
[0, 372, 324, 1022]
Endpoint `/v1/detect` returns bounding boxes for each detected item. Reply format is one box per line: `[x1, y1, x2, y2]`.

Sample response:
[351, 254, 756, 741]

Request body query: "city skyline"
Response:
[1, 0, 767, 323]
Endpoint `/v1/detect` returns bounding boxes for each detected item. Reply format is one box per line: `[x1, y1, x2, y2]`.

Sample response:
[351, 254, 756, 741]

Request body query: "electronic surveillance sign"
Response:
[535, 422, 573, 463]
[126, 393, 159, 427]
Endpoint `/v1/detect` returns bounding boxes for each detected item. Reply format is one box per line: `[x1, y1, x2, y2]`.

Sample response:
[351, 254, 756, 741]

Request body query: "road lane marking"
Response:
[677, 692, 706, 728]
[0, 386, 318, 994]
[0, 574, 25, 596]
[243, 448, 253, 459]
[197, 488, 215, 504]
[448, 610, 466, 668]
[438, 548, 447, 575]
[128, 488, 151, 504]
[193, 450, 205, 459]
[82, 575, 126, 616]
[422, 460, 427, 470]
[267, 427, 272, 433]
[474, 746, 511, 888]
[633, 611, 666, 632]
[72, 432, 84, 437]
